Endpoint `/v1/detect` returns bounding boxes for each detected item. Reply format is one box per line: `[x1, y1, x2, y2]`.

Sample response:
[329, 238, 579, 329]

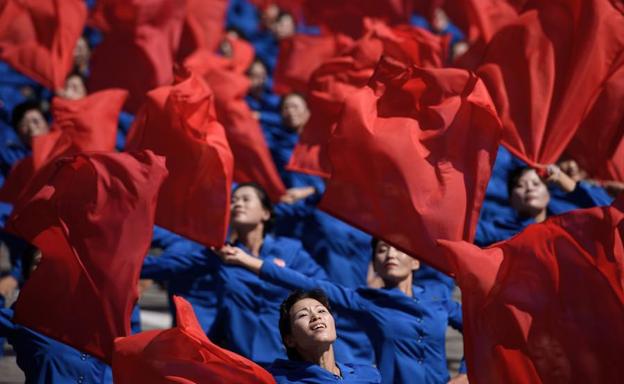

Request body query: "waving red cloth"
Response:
[0, 90, 127, 203]
[287, 21, 449, 177]
[185, 51, 286, 202]
[565, 62, 624, 182]
[113, 296, 276, 384]
[0, 0, 86, 90]
[7, 150, 167, 363]
[272, 33, 353, 95]
[88, 0, 186, 113]
[318, 57, 501, 274]
[176, 0, 229, 61]
[125, 73, 234, 247]
[438, 195, 624, 383]
[476, 0, 624, 168]
[303, 0, 412, 38]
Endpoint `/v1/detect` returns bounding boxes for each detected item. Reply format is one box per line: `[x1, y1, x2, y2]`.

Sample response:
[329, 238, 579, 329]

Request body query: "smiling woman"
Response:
[268, 290, 381, 383]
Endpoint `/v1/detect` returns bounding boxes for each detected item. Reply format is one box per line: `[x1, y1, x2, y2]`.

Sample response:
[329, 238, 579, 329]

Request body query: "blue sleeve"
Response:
[447, 299, 467, 374]
[259, 261, 363, 312]
[0, 307, 15, 338]
[566, 182, 613, 208]
[289, 247, 327, 280]
[141, 245, 218, 281]
[474, 219, 505, 247]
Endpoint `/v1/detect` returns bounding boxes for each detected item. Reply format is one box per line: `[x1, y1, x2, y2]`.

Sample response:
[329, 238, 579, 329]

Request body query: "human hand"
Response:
[214, 245, 263, 274]
[0, 275, 18, 299]
[280, 186, 316, 204]
[546, 164, 577, 193]
[447, 373, 469, 384]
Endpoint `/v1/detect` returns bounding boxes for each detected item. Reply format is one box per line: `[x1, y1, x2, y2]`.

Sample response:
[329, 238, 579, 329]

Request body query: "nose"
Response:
[310, 311, 322, 322]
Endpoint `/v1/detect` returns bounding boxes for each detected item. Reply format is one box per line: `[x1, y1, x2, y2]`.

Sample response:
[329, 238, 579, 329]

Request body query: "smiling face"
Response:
[285, 298, 337, 354]
[509, 169, 550, 218]
[373, 240, 419, 285]
[230, 185, 271, 231]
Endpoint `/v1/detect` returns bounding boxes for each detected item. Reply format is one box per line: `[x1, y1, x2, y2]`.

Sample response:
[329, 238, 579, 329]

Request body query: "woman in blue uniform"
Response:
[218, 238, 468, 384]
[143, 183, 326, 366]
[268, 289, 381, 383]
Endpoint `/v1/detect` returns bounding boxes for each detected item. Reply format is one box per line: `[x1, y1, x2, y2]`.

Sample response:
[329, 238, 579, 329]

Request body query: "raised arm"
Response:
[141, 241, 218, 281]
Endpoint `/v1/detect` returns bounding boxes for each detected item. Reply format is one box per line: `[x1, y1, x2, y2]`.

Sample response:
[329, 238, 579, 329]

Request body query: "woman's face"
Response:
[285, 298, 337, 353]
[247, 61, 267, 95]
[61, 75, 87, 100]
[281, 94, 310, 132]
[17, 109, 49, 143]
[510, 169, 550, 217]
[373, 241, 419, 284]
[230, 186, 270, 229]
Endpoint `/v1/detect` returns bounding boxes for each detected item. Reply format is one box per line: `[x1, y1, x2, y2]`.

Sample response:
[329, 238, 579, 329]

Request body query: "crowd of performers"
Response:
[0, 0, 622, 383]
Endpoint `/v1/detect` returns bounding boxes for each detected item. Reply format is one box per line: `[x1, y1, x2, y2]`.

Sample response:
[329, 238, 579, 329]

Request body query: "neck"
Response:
[534, 209, 547, 223]
[232, 224, 264, 256]
[300, 345, 340, 377]
[383, 273, 414, 297]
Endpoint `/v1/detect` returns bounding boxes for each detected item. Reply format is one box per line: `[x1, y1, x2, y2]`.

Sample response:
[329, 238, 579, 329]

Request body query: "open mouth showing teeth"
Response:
[311, 323, 326, 330]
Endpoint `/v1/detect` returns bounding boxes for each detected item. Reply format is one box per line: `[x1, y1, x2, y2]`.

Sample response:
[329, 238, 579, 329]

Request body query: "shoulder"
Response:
[339, 362, 382, 383]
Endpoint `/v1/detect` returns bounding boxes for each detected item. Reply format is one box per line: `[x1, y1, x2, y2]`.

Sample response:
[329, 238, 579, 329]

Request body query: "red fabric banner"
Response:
[318, 57, 501, 274]
[125, 72, 234, 247]
[287, 21, 450, 177]
[476, 0, 624, 167]
[185, 50, 286, 202]
[88, 0, 186, 113]
[176, 0, 229, 61]
[0, 0, 87, 90]
[7, 150, 168, 363]
[438, 195, 624, 383]
[0, 89, 127, 203]
[113, 296, 276, 384]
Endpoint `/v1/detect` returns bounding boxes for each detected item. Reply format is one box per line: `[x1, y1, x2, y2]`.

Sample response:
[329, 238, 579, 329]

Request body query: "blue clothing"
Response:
[250, 31, 279, 73]
[275, 195, 375, 365]
[549, 181, 613, 215]
[227, 0, 261, 39]
[410, 14, 465, 46]
[269, 359, 381, 383]
[0, 308, 113, 384]
[144, 235, 327, 365]
[260, 261, 466, 384]
[0, 120, 28, 181]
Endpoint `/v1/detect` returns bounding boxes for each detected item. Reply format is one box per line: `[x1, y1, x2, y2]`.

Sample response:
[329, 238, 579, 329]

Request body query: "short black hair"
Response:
[232, 182, 274, 233]
[11, 100, 43, 130]
[278, 289, 333, 360]
[279, 92, 308, 112]
[507, 166, 536, 197]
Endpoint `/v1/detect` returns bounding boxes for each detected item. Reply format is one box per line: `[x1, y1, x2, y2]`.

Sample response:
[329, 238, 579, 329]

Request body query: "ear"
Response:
[410, 258, 420, 271]
[262, 208, 271, 222]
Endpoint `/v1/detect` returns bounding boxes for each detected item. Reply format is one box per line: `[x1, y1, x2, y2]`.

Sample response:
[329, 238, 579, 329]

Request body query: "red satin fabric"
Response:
[7, 150, 168, 363]
[0, 90, 127, 203]
[176, 0, 229, 61]
[112, 296, 276, 384]
[287, 21, 449, 177]
[318, 57, 501, 274]
[438, 195, 624, 383]
[476, 0, 624, 167]
[125, 73, 234, 247]
[0, 0, 87, 90]
[88, 0, 186, 113]
[185, 49, 286, 202]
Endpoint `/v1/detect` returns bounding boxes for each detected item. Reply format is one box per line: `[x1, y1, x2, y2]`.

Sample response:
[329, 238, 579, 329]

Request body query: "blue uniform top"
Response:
[260, 261, 466, 384]
[0, 308, 113, 384]
[145, 234, 325, 365]
[274, 195, 375, 365]
[269, 359, 381, 383]
[227, 0, 261, 40]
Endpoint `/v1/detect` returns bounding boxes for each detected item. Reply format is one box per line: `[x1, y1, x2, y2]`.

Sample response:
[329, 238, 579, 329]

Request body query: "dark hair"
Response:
[507, 166, 538, 197]
[232, 182, 274, 234]
[246, 57, 268, 75]
[276, 10, 294, 22]
[278, 289, 333, 360]
[66, 69, 88, 93]
[371, 238, 380, 259]
[279, 92, 308, 112]
[11, 100, 43, 130]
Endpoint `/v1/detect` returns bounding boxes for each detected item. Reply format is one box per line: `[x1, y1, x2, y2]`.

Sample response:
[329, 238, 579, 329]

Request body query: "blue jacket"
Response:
[144, 234, 326, 366]
[260, 261, 466, 384]
[0, 308, 113, 384]
[269, 359, 381, 383]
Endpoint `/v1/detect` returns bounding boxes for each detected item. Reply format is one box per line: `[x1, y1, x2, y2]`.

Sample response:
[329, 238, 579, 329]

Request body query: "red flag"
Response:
[113, 296, 276, 384]
[287, 20, 449, 177]
[7, 150, 168, 363]
[185, 51, 286, 202]
[476, 0, 624, 168]
[318, 57, 501, 274]
[565, 62, 624, 182]
[176, 0, 229, 61]
[0, 89, 127, 203]
[272, 33, 353, 95]
[0, 0, 87, 90]
[437, 195, 624, 383]
[88, 0, 186, 113]
[303, 0, 413, 38]
[125, 72, 234, 247]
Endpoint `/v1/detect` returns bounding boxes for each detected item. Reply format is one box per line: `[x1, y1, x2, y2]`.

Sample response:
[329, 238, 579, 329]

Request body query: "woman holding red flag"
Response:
[218, 238, 468, 384]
